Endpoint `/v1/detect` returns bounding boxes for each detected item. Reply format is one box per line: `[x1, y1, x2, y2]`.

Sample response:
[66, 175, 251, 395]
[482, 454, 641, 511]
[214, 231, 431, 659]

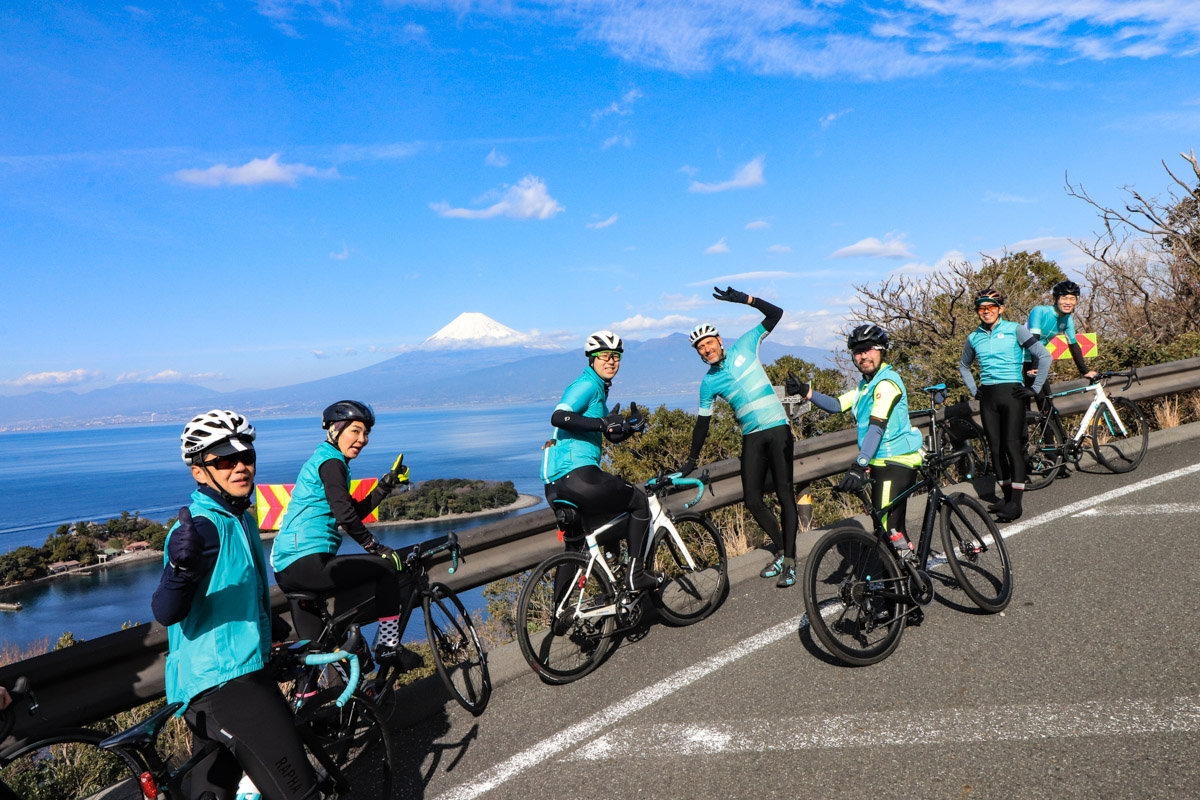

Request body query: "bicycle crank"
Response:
[905, 565, 935, 606]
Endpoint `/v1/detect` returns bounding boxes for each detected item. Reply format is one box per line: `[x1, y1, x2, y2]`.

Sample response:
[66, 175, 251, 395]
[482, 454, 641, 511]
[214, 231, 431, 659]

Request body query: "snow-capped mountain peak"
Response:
[423, 312, 532, 349]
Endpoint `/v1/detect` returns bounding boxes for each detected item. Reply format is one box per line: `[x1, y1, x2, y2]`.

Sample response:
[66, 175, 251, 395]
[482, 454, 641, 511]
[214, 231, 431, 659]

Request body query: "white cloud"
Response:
[767, 244, 792, 253]
[705, 237, 730, 254]
[745, 220, 770, 230]
[984, 190, 1038, 204]
[998, 236, 1093, 272]
[601, 134, 633, 149]
[330, 243, 350, 260]
[819, 109, 853, 128]
[689, 271, 798, 286]
[611, 313, 696, 333]
[677, 164, 700, 177]
[829, 233, 914, 260]
[485, 148, 509, 167]
[174, 153, 338, 187]
[587, 214, 619, 229]
[116, 369, 227, 383]
[689, 156, 765, 193]
[3, 369, 102, 388]
[430, 175, 565, 220]
[592, 88, 644, 121]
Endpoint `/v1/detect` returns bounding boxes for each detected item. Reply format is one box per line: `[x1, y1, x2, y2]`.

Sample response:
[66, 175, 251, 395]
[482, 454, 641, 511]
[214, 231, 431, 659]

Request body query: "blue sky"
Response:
[3, 0, 1200, 394]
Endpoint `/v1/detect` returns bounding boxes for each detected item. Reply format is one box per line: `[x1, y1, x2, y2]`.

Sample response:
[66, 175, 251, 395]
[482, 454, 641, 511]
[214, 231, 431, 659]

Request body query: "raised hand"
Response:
[712, 286, 750, 305]
[168, 507, 206, 573]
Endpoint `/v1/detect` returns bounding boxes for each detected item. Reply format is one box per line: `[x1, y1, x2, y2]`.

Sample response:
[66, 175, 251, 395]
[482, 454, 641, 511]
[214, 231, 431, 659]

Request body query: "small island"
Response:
[0, 512, 169, 589]
[376, 478, 529, 523]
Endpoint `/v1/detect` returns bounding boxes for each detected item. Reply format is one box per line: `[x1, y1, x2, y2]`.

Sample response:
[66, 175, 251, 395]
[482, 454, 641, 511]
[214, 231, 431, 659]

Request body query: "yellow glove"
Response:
[380, 453, 409, 491]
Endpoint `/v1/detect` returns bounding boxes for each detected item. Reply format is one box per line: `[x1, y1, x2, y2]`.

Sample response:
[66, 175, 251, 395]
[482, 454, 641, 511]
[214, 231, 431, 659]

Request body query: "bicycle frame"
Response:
[1044, 379, 1133, 443]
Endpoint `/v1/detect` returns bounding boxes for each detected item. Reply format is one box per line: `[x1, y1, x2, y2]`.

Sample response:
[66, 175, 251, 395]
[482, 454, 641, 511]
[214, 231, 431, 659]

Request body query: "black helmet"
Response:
[1052, 280, 1081, 298]
[322, 400, 375, 431]
[974, 288, 1004, 308]
[847, 324, 888, 352]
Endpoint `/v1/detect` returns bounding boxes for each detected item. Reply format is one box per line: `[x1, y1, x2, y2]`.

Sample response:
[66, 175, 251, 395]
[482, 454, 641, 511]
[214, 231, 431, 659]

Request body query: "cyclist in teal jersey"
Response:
[678, 287, 800, 587]
[1024, 280, 1099, 407]
[151, 410, 320, 800]
[959, 289, 1052, 522]
[271, 400, 420, 669]
[542, 331, 656, 591]
[788, 324, 924, 558]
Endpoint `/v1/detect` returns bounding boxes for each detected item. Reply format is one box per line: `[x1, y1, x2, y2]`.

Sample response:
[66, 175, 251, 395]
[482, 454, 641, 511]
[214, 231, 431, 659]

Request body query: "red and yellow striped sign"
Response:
[1046, 332, 1097, 360]
[256, 478, 380, 532]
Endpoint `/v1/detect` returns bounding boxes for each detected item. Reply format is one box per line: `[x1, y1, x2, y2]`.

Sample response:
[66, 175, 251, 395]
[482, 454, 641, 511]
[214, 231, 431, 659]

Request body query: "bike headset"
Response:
[322, 400, 375, 447]
[180, 409, 258, 513]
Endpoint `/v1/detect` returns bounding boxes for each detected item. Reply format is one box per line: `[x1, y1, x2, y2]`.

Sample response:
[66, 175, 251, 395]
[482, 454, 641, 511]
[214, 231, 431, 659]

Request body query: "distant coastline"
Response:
[259, 493, 541, 539]
[0, 549, 163, 598]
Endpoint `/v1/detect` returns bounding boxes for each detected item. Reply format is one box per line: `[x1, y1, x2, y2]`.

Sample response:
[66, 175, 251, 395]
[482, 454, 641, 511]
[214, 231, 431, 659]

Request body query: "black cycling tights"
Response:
[276, 552, 414, 639]
[184, 670, 320, 800]
[979, 382, 1027, 485]
[741, 424, 798, 559]
[871, 461, 918, 538]
[547, 465, 651, 556]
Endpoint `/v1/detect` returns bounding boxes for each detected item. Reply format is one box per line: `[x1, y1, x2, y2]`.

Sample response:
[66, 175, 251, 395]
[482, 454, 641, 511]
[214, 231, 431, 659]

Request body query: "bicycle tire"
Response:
[802, 527, 906, 666]
[650, 514, 728, 626]
[0, 728, 143, 800]
[1024, 411, 1064, 491]
[936, 417, 991, 486]
[424, 583, 492, 716]
[939, 492, 1013, 612]
[296, 688, 394, 799]
[516, 551, 618, 684]
[1090, 396, 1148, 473]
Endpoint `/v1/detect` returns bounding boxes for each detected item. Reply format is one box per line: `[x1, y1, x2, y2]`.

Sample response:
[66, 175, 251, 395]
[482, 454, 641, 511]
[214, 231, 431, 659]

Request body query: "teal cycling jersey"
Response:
[698, 323, 787, 436]
[271, 441, 348, 573]
[164, 490, 272, 714]
[852, 365, 924, 461]
[542, 366, 608, 483]
[959, 319, 1050, 396]
[1025, 304, 1077, 363]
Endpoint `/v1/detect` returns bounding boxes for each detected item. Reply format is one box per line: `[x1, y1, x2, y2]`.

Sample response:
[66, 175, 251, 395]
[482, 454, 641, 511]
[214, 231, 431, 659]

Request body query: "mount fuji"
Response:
[423, 312, 556, 350]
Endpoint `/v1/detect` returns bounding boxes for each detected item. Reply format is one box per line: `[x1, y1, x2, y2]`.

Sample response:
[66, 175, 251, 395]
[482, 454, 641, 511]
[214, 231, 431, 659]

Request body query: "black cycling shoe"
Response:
[626, 558, 664, 592]
[375, 644, 424, 672]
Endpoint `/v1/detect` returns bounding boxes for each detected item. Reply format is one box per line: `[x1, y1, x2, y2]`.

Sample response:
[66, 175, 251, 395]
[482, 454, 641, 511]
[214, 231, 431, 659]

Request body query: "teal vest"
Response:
[853, 365, 923, 459]
[164, 490, 271, 713]
[271, 442, 347, 572]
[967, 319, 1026, 384]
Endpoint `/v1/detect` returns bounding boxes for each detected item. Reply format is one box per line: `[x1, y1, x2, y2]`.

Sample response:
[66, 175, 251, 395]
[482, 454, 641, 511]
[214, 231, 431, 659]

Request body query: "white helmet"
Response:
[180, 409, 256, 465]
[688, 323, 720, 348]
[585, 330, 623, 357]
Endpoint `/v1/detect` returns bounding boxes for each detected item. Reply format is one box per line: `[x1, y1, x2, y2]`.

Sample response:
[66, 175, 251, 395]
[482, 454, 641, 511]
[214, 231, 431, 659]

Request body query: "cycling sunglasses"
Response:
[974, 297, 1002, 309]
[201, 451, 257, 470]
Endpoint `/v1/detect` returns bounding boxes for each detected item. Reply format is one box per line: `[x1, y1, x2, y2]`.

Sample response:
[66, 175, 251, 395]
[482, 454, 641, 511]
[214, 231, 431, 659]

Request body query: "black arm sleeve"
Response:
[151, 515, 220, 626]
[318, 459, 378, 550]
[1068, 341, 1089, 375]
[687, 415, 712, 462]
[749, 297, 784, 333]
[551, 409, 605, 433]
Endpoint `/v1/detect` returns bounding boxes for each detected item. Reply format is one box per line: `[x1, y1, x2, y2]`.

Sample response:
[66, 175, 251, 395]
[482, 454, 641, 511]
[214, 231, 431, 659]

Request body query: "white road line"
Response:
[436, 464, 1200, 800]
[564, 695, 1200, 760]
[1075, 502, 1200, 517]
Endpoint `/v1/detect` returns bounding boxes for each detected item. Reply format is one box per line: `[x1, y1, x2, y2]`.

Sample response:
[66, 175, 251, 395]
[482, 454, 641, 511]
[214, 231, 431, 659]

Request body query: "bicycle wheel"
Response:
[516, 552, 618, 684]
[1024, 411, 1064, 491]
[802, 527, 905, 666]
[939, 492, 1013, 612]
[650, 514, 728, 625]
[296, 688, 394, 799]
[937, 417, 991, 486]
[424, 583, 492, 716]
[1090, 396, 1148, 473]
[0, 729, 143, 800]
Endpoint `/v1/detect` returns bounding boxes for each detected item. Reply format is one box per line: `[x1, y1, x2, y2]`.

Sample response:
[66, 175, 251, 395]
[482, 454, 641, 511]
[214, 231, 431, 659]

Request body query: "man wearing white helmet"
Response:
[152, 410, 320, 800]
[680, 287, 800, 588]
[541, 330, 657, 591]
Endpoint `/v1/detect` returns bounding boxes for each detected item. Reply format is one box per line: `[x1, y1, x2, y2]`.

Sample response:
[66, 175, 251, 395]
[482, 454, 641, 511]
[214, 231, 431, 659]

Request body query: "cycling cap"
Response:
[322, 400, 376, 431]
[688, 323, 720, 348]
[585, 330, 624, 357]
[847, 323, 889, 352]
[180, 409, 256, 465]
[974, 289, 1004, 308]
[1052, 280, 1081, 298]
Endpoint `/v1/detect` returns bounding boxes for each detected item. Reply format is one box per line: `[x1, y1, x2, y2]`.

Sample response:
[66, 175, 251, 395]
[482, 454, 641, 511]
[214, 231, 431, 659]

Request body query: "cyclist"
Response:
[151, 410, 321, 800]
[678, 287, 800, 587]
[1025, 280, 1099, 406]
[959, 290, 1052, 522]
[541, 331, 656, 591]
[270, 400, 420, 669]
[787, 324, 923, 559]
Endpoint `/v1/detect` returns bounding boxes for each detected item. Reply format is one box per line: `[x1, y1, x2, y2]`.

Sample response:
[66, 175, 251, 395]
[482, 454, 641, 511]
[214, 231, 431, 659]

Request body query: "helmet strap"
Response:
[198, 464, 253, 514]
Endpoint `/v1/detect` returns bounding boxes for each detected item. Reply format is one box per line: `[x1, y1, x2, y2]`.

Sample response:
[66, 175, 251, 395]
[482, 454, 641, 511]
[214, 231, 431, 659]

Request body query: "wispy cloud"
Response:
[984, 190, 1038, 204]
[689, 271, 798, 286]
[116, 369, 227, 383]
[689, 156, 765, 193]
[677, 164, 700, 177]
[611, 313, 696, 333]
[819, 109, 853, 128]
[602, 134, 633, 149]
[587, 214, 619, 229]
[767, 244, 792, 253]
[3, 369, 102, 388]
[659, 293, 709, 311]
[310, 347, 359, 360]
[995, 236, 1092, 271]
[174, 153, 338, 187]
[745, 220, 770, 230]
[485, 148, 509, 167]
[330, 243, 350, 260]
[829, 233, 914, 260]
[591, 88, 644, 121]
[430, 175, 565, 220]
[704, 237, 730, 254]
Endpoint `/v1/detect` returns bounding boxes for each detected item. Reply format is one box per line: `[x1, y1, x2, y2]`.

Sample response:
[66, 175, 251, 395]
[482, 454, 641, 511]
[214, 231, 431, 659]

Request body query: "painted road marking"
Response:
[435, 463, 1200, 800]
[1075, 502, 1200, 517]
[565, 695, 1200, 760]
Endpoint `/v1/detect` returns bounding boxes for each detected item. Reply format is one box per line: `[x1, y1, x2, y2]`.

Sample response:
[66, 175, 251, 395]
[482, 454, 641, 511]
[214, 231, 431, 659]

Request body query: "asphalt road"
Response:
[390, 429, 1200, 800]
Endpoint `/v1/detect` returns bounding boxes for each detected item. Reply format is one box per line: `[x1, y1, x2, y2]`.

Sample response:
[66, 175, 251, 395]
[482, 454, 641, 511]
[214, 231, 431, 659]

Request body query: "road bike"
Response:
[1024, 369, 1149, 490]
[516, 474, 728, 684]
[802, 384, 1013, 666]
[910, 403, 991, 486]
[286, 530, 491, 717]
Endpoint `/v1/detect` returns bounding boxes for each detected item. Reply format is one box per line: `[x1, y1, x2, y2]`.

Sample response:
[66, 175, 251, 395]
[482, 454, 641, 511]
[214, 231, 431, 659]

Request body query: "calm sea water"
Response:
[0, 398, 688, 651]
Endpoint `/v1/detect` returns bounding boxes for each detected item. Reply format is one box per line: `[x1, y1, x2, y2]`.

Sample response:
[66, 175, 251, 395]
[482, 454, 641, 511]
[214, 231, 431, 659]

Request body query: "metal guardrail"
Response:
[3, 356, 1199, 744]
